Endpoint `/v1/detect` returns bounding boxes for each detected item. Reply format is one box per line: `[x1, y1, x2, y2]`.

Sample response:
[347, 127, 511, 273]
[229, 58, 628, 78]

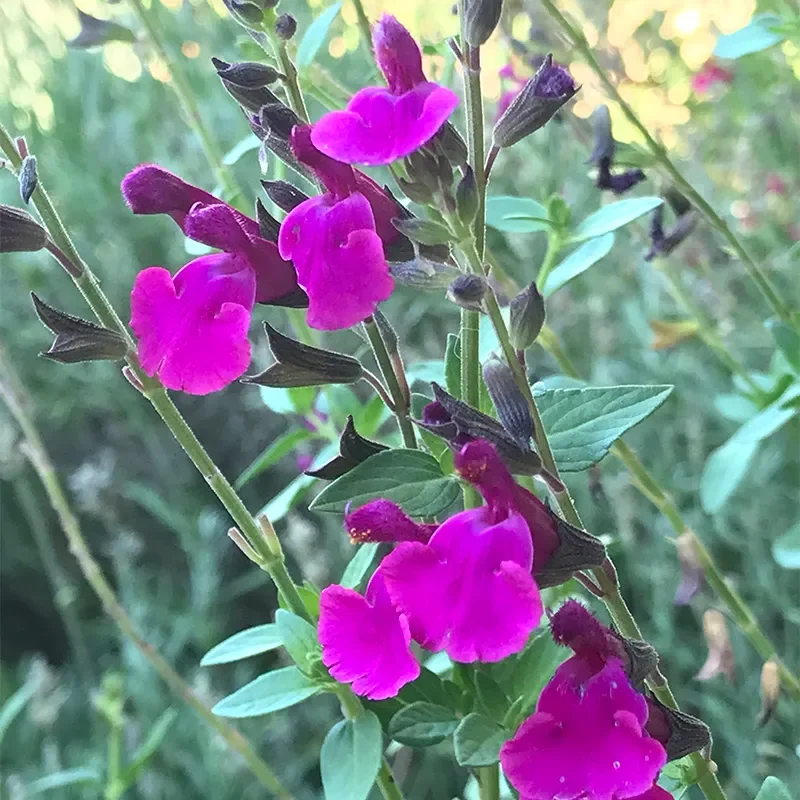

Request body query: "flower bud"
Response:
[372, 308, 398, 356]
[455, 166, 478, 226]
[213, 57, 282, 115]
[463, 0, 503, 47]
[644, 206, 697, 261]
[227, 0, 265, 26]
[547, 194, 570, 230]
[31, 293, 128, 364]
[390, 257, 461, 290]
[391, 217, 454, 246]
[261, 179, 309, 213]
[645, 695, 711, 762]
[434, 122, 468, 167]
[19, 155, 38, 204]
[307, 415, 388, 480]
[482, 355, 533, 445]
[588, 104, 615, 164]
[243, 322, 364, 387]
[396, 177, 434, 206]
[492, 55, 578, 149]
[674, 531, 703, 605]
[756, 661, 780, 728]
[509, 282, 545, 350]
[696, 609, 735, 683]
[596, 161, 646, 195]
[275, 13, 297, 40]
[0, 204, 48, 253]
[446, 273, 488, 312]
[211, 60, 280, 88]
[258, 102, 300, 141]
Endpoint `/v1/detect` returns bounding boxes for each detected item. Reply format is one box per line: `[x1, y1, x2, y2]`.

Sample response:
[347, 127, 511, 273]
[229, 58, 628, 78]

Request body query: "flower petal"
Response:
[130, 253, 255, 395]
[345, 499, 435, 544]
[373, 14, 426, 94]
[319, 572, 419, 700]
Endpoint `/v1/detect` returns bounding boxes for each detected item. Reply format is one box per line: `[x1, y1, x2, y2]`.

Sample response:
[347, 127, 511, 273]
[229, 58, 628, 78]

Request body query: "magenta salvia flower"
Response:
[318, 570, 420, 700]
[310, 15, 459, 165]
[122, 165, 298, 394]
[500, 601, 668, 800]
[278, 126, 395, 329]
[347, 498, 435, 544]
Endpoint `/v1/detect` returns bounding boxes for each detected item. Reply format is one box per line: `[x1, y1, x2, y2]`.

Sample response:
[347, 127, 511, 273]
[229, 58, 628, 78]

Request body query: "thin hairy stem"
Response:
[267, 29, 310, 122]
[363, 318, 417, 449]
[539, 0, 793, 325]
[0, 352, 292, 799]
[126, 0, 238, 200]
[350, 0, 376, 62]
[534, 232, 563, 293]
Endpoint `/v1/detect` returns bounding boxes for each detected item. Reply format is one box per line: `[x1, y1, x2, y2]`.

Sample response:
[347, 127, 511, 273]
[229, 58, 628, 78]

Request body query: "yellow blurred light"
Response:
[582, 21, 599, 48]
[103, 42, 142, 82]
[160, 0, 183, 9]
[32, 91, 54, 131]
[674, 8, 701, 36]
[572, 99, 593, 118]
[342, 27, 360, 51]
[342, 3, 357, 25]
[622, 41, 649, 82]
[511, 14, 530, 41]
[647, 47, 670, 79]
[680, 33, 716, 69]
[667, 81, 690, 105]
[181, 41, 200, 59]
[328, 36, 347, 59]
[712, 0, 756, 34]
[148, 55, 172, 83]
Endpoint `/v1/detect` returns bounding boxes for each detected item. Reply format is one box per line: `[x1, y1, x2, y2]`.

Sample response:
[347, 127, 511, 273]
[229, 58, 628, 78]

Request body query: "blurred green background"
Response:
[1, 0, 798, 798]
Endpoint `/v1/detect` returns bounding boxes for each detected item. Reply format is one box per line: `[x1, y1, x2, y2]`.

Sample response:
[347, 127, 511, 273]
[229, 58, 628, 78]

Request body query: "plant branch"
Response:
[539, 0, 793, 325]
[0, 350, 292, 799]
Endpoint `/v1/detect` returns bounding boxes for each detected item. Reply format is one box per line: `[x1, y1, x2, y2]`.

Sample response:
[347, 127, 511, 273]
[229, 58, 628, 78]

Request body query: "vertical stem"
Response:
[268, 32, 310, 122]
[534, 232, 563, 293]
[363, 318, 418, 449]
[350, 0, 376, 61]
[539, 0, 793, 325]
[0, 355, 293, 799]
[11, 475, 94, 685]
[477, 765, 501, 800]
[126, 0, 238, 200]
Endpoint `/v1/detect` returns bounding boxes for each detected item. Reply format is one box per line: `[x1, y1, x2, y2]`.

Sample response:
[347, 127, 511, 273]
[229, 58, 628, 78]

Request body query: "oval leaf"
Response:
[772, 522, 800, 569]
[713, 15, 784, 59]
[201, 624, 283, 666]
[212, 666, 320, 718]
[485, 196, 549, 233]
[321, 711, 382, 800]
[310, 449, 461, 516]
[388, 702, 459, 746]
[536, 385, 674, 471]
[754, 777, 793, 800]
[234, 428, 314, 489]
[453, 713, 507, 767]
[341, 543, 381, 589]
[26, 768, 101, 794]
[570, 197, 663, 243]
[541, 233, 615, 296]
[275, 609, 320, 669]
[296, 2, 343, 69]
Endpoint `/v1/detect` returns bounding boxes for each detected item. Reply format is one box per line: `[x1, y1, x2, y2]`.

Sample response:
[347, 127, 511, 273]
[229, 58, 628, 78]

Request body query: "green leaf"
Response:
[536, 385, 674, 471]
[766, 319, 800, 374]
[341, 543, 381, 589]
[296, 2, 343, 69]
[754, 776, 793, 800]
[485, 196, 549, 233]
[320, 711, 382, 800]
[234, 428, 314, 489]
[222, 134, 260, 166]
[772, 521, 800, 569]
[700, 396, 799, 512]
[713, 393, 758, 423]
[310, 449, 461, 516]
[388, 702, 459, 746]
[119, 709, 177, 785]
[213, 666, 320, 718]
[713, 14, 784, 59]
[474, 673, 510, 722]
[445, 333, 461, 397]
[275, 609, 319, 670]
[570, 197, 663, 243]
[26, 768, 101, 794]
[201, 624, 282, 666]
[396, 667, 451, 707]
[0, 681, 34, 746]
[453, 713, 507, 767]
[259, 385, 317, 415]
[541, 233, 615, 296]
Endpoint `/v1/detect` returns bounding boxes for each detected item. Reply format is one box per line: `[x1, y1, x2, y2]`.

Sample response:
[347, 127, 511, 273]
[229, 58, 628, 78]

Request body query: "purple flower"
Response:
[278, 126, 395, 329]
[500, 601, 668, 800]
[310, 15, 459, 165]
[319, 570, 420, 700]
[122, 165, 299, 393]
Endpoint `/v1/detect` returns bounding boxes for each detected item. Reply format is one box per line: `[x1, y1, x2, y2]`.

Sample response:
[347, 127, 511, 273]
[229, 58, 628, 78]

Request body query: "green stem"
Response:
[363, 318, 417, 449]
[350, 0, 376, 62]
[105, 709, 124, 800]
[534, 232, 563, 293]
[126, 0, 238, 200]
[0, 355, 292, 799]
[264, 28, 309, 122]
[539, 0, 793, 326]
[660, 261, 762, 394]
[537, 325, 800, 702]
[477, 764, 501, 800]
[11, 474, 93, 685]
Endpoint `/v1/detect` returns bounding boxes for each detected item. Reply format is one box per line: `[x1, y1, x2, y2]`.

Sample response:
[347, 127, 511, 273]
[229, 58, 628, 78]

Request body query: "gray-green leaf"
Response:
[713, 15, 784, 59]
[310, 449, 461, 516]
[341, 543, 381, 589]
[485, 196, 549, 233]
[541, 233, 615, 296]
[201, 624, 283, 666]
[234, 428, 314, 489]
[296, 2, 343, 69]
[388, 702, 459, 746]
[754, 776, 793, 800]
[212, 666, 320, 718]
[772, 521, 800, 569]
[321, 712, 383, 800]
[453, 713, 507, 767]
[570, 197, 662, 243]
[275, 609, 319, 670]
[536, 385, 674, 471]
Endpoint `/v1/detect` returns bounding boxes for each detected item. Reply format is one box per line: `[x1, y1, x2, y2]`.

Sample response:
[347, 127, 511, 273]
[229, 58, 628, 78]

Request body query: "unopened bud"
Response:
[674, 531, 704, 605]
[696, 609, 735, 683]
[482, 355, 533, 446]
[211, 60, 280, 88]
[434, 122, 468, 167]
[372, 308, 398, 356]
[547, 194, 570, 230]
[588, 104, 615, 164]
[396, 177, 434, 206]
[243, 323, 364, 387]
[596, 161, 646, 195]
[492, 55, 578, 149]
[31, 293, 128, 364]
[391, 217, 454, 247]
[404, 148, 442, 193]
[261, 179, 308, 213]
[645, 205, 696, 261]
[275, 13, 297, 40]
[665, 187, 692, 217]
[19, 155, 38, 204]
[390, 257, 461, 290]
[455, 166, 478, 226]
[0, 204, 48, 253]
[228, 0, 265, 26]
[446, 273, 488, 312]
[213, 57, 282, 115]
[255, 198, 280, 241]
[645, 695, 711, 761]
[463, 0, 503, 47]
[756, 661, 780, 728]
[258, 102, 300, 140]
[306, 415, 388, 480]
[509, 282, 545, 350]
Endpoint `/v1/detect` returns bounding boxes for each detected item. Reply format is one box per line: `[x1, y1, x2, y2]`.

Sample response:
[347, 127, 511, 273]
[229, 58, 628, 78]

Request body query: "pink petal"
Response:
[311, 84, 459, 166]
[629, 786, 673, 800]
[345, 499, 435, 544]
[184, 203, 252, 253]
[501, 662, 666, 800]
[373, 14, 426, 93]
[130, 253, 255, 395]
[319, 573, 420, 700]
